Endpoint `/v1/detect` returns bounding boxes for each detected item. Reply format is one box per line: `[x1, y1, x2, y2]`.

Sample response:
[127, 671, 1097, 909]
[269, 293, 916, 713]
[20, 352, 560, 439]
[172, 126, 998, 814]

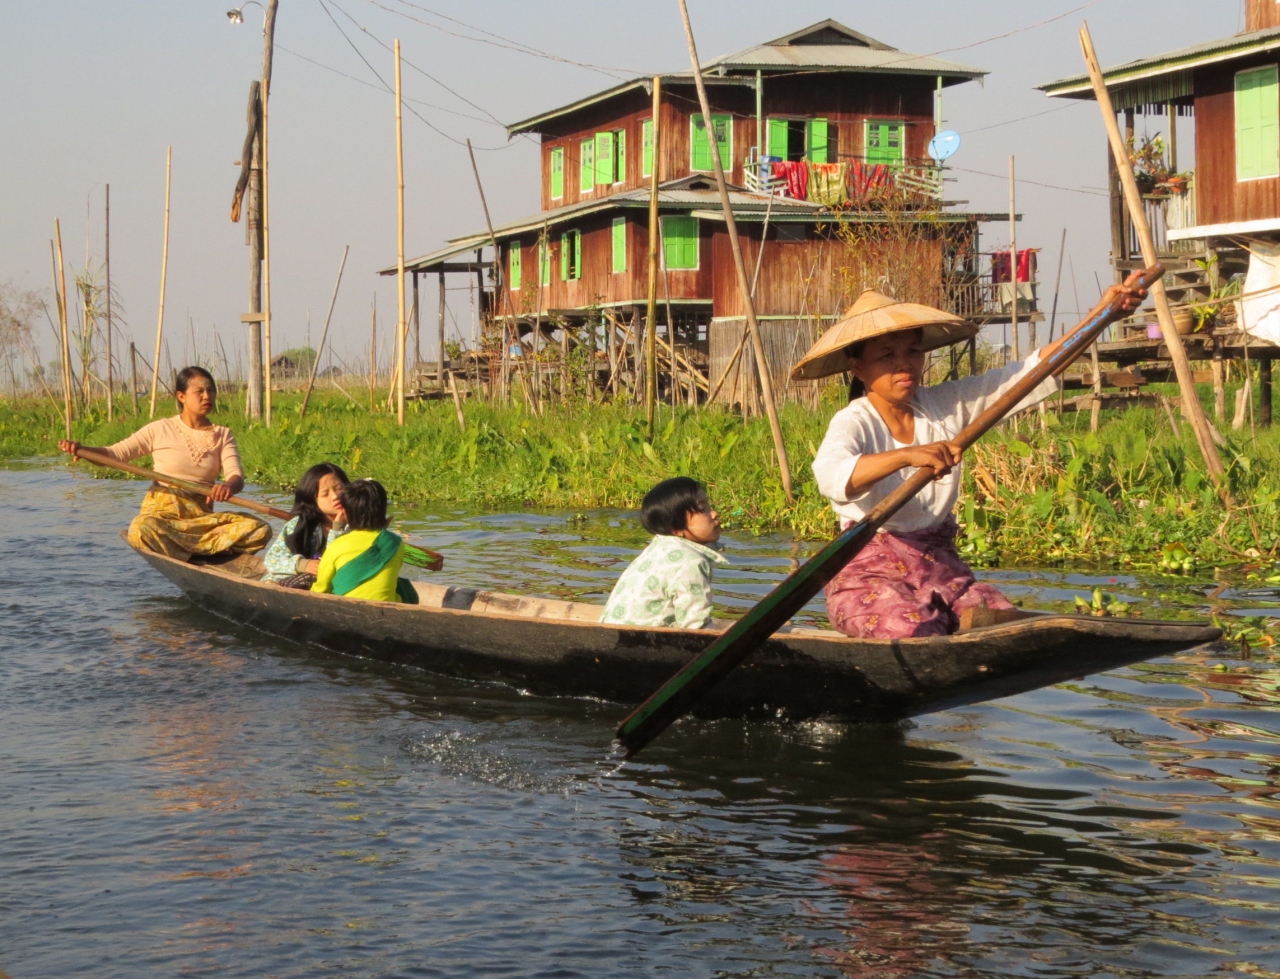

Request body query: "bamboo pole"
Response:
[299, 245, 349, 420]
[130, 342, 139, 414]
[261, 82, 273, 426]
[644, 76, 662, 437]
[677, 0, 793, 500]
[149, 147, 172, 418]
[1009, 155, 1019, 362]
[447, 369, 466, 431]
[394, 39, 407, 425]
[1079, 23, 1226, 484]
[438, 270, 446, 393]
[53, 225, 72, 439]
[369, 297, 377, 411]
[104, 184, 113, 421]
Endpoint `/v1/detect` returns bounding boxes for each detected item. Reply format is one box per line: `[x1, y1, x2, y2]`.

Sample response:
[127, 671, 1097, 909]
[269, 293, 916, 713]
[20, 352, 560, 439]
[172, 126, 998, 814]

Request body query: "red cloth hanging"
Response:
[848, 162, 892, 199]
[772, 160, 809, 201]
[991, 249, 1035, 283]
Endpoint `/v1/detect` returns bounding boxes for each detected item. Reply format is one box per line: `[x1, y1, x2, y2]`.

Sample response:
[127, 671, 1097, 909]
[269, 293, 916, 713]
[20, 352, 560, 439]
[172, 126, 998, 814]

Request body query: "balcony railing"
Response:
[740, 153, 945, 204]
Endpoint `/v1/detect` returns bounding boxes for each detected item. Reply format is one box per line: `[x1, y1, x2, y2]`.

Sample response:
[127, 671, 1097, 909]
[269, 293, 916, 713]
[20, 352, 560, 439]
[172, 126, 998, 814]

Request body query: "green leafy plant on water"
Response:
[1073, 586, 1135, 618]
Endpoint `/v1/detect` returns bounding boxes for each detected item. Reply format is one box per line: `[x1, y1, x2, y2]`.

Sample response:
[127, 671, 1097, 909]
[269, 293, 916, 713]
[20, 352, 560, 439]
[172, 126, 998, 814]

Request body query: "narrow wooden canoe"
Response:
[130, 540, 1222, 723]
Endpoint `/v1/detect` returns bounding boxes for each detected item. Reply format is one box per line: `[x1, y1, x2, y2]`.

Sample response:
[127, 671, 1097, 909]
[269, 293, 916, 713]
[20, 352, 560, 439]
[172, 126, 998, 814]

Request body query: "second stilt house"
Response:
[388, 19, 1028, 404]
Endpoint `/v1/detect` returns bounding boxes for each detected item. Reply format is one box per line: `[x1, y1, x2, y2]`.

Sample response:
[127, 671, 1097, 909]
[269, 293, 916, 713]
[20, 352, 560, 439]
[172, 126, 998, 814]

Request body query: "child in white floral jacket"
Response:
[603, 477, 727, 630]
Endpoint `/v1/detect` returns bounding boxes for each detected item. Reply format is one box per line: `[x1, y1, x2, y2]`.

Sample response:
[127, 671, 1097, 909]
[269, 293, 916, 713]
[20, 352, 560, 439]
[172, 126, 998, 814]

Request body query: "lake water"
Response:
[2, 465, 1279, 978]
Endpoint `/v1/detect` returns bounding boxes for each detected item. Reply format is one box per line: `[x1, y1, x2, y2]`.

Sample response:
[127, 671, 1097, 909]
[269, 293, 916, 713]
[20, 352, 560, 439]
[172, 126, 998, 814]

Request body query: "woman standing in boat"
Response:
[795, 278, 1146, 639]
[59, 366, 271, 561]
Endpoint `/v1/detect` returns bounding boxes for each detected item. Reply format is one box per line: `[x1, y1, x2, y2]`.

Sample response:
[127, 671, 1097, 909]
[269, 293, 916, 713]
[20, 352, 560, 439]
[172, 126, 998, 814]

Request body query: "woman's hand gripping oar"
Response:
[58, 443, 444, 571]
[614, 266, 1161, 758]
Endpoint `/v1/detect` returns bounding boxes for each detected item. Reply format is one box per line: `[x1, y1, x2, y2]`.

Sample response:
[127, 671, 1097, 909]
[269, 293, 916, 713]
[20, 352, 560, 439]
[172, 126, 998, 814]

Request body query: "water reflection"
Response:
[3, 466, 1280, 978]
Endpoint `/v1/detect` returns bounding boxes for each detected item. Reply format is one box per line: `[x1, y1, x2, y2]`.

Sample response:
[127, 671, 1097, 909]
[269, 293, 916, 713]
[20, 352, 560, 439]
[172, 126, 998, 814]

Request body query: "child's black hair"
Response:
[174, 365, 216, 402]
[640, 476, 708, 536]
[340, 479, 390, 532]
[283, 462, 350, 558]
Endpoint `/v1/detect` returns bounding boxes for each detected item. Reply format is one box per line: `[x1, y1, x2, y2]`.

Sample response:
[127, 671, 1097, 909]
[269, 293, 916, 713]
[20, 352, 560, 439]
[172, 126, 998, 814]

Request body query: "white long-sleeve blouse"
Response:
[811, 350, 1059, 533]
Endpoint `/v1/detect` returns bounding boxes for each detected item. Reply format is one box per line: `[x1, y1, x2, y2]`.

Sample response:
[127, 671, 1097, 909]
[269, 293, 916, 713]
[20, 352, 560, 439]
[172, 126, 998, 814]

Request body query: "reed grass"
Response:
[5, 383, 1280, 569]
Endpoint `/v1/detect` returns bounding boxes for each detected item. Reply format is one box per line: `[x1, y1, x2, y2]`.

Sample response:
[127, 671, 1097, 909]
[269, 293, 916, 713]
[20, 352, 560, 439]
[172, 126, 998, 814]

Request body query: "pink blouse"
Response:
[103, 416, 243, 485]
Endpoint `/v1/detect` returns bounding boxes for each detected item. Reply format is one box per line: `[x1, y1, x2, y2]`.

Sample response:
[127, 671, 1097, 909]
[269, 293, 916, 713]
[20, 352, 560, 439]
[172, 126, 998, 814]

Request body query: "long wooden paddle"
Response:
[69, 447, 445, 571]
[615, 265, 1164, 757]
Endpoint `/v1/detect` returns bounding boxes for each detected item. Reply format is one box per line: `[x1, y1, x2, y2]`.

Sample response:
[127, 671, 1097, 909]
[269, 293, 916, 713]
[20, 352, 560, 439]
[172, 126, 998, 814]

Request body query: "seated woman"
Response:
[311, 479, 417, 604]
[262, 463, 350, 587]
[59, 366, 270, 561]
[795, 279, 1146, 639]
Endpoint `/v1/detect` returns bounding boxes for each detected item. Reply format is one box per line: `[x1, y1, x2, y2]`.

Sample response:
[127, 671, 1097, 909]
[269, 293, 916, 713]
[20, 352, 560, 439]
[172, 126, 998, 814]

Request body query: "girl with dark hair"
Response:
[311, 480, 417, 604]
[59, 366, 270, 560]
[602, 476, 727, 630]
[262, 463, 350, 587]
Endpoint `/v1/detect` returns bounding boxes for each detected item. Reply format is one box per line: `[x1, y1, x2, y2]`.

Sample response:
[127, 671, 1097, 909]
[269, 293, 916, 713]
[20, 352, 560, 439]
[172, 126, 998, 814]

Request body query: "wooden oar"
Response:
[69, 447, 445, 571]
[615, 264, 1165, 757]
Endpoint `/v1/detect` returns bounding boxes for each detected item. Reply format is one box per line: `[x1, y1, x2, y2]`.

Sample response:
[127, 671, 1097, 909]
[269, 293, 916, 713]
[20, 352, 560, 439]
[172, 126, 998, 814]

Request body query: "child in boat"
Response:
[311, 479, 418, 604]
[603, 477, 728, 630]
[263, 462, 350, 587]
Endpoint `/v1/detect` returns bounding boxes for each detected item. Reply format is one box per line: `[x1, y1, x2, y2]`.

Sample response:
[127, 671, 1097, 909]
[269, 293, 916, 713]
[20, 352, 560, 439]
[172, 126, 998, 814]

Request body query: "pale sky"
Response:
[0, 0, 1240, 376]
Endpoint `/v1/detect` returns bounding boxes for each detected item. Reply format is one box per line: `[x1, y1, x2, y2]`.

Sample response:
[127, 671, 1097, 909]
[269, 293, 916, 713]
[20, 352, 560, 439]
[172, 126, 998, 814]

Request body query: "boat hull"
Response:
[135, 545, 1222, 722]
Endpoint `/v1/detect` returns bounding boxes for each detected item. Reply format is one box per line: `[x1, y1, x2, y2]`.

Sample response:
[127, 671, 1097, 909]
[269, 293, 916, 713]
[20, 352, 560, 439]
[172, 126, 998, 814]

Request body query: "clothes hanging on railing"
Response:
[990, 249, 1036, 284]
[771, 160, 809, 202]
[808, 162, 850, 206]
[848, 162, 893, 199]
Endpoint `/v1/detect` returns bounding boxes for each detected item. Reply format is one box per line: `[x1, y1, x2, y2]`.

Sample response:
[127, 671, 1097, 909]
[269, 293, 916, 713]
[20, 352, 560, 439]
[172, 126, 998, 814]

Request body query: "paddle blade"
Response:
[404, 544, 444, 572]
[615, 519, 872, 757]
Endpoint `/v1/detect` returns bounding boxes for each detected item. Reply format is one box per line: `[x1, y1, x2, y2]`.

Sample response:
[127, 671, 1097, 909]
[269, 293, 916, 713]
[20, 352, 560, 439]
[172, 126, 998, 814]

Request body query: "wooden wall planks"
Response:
[1195, 57, 1280, 226]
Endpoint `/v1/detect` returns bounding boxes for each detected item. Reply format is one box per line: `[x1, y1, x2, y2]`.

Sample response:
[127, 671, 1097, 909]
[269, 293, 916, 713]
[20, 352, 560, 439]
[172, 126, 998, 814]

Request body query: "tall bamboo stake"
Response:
[676, 0, 792, 500]
[299, 245, 350, 420]
[1009, 155, 1019, 362]
[104, 184, 113, 421]
[644, 76, 662, 437]
[369, 297, 377, 411]
[394, 38, 407, 425]
[149, 147, 172, 418]
[261, 70, 273, 426]
[53, 224, 72, 438]
[1079, 22, 1226, 484]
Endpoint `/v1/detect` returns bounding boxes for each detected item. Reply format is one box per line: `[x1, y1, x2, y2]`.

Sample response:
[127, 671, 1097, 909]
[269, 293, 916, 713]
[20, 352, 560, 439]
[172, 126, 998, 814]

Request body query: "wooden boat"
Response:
[130, 540, 1222, 723]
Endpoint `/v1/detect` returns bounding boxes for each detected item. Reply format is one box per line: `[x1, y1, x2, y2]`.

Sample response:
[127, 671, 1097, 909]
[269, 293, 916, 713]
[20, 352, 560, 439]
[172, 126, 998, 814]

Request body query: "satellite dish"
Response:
[928, 130, 961, 163]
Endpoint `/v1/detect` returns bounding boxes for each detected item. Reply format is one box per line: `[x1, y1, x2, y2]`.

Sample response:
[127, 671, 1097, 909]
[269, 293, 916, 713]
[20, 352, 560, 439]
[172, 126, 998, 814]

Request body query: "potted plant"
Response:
[1127, 134, 1171, 194]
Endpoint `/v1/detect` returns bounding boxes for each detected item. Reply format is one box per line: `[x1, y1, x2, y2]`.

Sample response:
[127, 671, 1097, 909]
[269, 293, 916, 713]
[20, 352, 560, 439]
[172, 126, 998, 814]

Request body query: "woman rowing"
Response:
[794, 275, 1147, 639]
[59, 366, 271, 561]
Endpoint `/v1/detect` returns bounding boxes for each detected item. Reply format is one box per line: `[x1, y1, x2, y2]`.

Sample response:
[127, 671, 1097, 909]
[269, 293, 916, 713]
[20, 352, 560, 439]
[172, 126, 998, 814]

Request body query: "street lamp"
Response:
[225, 1, 264, 26]
[227, 0, 277, 426]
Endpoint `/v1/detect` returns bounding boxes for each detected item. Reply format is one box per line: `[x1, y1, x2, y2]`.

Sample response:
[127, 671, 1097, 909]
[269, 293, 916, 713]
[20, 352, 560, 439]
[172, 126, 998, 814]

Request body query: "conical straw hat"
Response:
[789, 290, 977, 380]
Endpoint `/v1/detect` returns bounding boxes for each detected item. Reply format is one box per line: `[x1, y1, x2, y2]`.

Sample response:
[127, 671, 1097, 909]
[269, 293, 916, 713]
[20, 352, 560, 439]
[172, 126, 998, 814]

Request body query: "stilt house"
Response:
[1040, 0, 1280, 423]
[392, 20, 1029, 404]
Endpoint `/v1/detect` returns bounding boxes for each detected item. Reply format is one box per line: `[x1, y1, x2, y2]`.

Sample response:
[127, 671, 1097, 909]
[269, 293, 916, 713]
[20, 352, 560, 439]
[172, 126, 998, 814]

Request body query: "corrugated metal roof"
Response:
[1040, 25, 1280, 98]
[507, 19, 984, 135]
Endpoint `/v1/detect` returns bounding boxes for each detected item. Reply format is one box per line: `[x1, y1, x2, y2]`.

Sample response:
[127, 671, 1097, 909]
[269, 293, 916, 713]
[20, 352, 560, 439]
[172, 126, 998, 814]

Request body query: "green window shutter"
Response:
[1237, 66, 1280, 180]
[691, 114, 729, 170]
[865, 120, 904, 166]
[560, 232, 570, 280]
[662, 215, 698, 269]
[767, 117, 788, 157]
[540, 239, 550, 285]
[573, 230, 582, 279]
[612, 217, 626, 273]
[509, 242, 521, 291]
[595, 131, 614, 185]
[642, 119, 653, 177]
[550, 147, 564, 199]
[580, 138, 594, 191]
[615, 129, 626, 182]
[808, 118, 829, 163]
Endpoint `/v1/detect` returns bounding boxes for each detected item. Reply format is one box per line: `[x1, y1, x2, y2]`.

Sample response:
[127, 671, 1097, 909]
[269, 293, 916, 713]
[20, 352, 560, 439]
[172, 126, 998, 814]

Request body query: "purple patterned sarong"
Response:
[824, 517, 1012, 639]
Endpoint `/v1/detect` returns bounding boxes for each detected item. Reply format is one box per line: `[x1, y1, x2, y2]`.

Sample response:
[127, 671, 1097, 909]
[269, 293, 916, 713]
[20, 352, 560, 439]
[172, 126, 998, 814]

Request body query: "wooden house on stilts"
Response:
[388, 20, 1032, 406]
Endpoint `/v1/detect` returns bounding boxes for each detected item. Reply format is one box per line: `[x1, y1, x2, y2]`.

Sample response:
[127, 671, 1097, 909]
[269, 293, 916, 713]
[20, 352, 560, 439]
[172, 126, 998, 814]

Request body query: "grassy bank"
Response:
[5, 386, 1279, 569]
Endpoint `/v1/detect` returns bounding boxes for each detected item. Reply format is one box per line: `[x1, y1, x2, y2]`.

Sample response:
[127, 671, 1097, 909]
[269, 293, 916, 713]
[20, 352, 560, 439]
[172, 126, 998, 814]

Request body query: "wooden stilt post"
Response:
[394, 38, 407, 426]
[149, 147, 171, 418]
[53, 224, 73, 439]
[1080, 23, 1227, 488]
[677, 0, 792, 500]
[104, 184, 113, 421]
[1212, 339, 1226, 420]
[412, 271, 421, 373]
[644, 75, 662, 439]
[299, 245, 349, 420]
[1261, 356, 1273, 427]
[438, 270, 446, 393]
